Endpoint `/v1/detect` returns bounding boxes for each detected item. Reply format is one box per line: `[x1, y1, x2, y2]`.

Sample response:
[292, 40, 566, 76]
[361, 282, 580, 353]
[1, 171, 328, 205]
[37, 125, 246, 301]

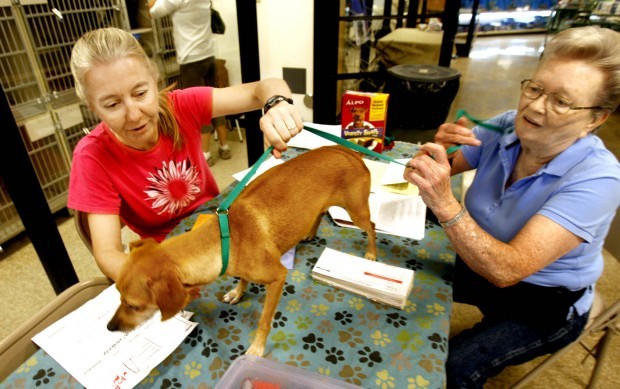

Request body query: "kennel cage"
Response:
[0, 0, 178, 245]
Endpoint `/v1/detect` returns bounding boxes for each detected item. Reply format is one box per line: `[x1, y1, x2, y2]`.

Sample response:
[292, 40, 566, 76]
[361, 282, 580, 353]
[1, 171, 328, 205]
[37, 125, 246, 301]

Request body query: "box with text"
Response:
[341, 91, 389, 153]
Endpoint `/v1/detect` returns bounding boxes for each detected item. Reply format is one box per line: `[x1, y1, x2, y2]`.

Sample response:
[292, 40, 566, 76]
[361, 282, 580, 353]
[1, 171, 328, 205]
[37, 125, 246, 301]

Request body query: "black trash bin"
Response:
[384, 64, 461, 130]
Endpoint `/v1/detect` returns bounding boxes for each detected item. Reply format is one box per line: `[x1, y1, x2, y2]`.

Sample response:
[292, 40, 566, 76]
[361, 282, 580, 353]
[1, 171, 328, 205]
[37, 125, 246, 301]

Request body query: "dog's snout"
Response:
[107, 318, 120, 332]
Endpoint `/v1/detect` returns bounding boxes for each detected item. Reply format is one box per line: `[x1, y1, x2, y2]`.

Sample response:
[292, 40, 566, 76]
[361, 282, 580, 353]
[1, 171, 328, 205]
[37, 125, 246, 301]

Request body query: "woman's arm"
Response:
[212, 78, 304, 157]
[404, 143, 583, 287]
[88, 213, 128, 282]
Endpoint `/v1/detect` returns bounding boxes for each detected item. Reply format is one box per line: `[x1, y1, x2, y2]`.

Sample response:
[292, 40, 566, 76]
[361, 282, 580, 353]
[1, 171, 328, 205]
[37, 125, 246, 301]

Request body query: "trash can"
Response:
[384, 64, 461, 130]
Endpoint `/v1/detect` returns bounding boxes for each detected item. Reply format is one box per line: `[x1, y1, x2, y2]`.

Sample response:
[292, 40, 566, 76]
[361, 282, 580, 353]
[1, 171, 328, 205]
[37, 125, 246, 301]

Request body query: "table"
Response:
[376, 28, 443, 68]
[4, 141, 460, 388]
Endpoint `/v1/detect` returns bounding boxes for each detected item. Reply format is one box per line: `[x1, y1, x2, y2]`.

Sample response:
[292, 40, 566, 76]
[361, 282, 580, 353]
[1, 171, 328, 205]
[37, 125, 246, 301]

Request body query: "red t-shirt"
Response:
[68, 87, 220, 241]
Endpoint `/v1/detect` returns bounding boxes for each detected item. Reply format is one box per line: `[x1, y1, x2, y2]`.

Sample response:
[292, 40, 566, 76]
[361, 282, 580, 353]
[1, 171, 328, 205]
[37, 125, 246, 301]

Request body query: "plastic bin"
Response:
[214, 355, 361, 388]
[384, 64, 461, 130]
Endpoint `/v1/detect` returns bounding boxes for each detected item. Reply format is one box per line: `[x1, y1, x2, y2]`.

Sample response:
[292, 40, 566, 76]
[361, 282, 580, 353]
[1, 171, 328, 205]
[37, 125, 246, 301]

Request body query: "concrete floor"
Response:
[0, 33, 618, 388]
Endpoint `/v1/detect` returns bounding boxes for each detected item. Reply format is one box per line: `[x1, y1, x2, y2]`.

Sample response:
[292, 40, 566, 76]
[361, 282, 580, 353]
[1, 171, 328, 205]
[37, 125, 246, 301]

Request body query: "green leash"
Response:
[216, 145, 275, 275]
[216, 113, 505, 274]
[446, 109, 509, 155]
[302, 125, 407, 166]
[215, 124, 410, 275]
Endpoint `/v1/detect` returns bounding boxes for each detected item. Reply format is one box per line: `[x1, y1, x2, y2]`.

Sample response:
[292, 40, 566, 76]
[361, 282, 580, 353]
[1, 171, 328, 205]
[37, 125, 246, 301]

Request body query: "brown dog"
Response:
[107, 145, 377, 356]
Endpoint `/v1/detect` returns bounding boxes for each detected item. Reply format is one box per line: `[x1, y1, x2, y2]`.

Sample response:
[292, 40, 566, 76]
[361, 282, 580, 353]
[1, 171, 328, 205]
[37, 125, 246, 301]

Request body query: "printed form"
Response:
[32, 285, 197, 389]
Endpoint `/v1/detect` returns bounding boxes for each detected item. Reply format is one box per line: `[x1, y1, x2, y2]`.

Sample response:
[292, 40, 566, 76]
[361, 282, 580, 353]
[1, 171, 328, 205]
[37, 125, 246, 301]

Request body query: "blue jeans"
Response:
[446, 258, 589, 388]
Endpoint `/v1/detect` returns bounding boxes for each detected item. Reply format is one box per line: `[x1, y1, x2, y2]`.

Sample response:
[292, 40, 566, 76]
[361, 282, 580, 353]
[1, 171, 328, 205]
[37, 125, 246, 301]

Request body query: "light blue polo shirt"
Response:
[461, 110, 620, 316]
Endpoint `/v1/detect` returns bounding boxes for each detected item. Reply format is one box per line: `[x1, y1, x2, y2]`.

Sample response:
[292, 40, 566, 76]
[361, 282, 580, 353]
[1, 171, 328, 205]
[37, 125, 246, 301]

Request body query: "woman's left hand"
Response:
[259, 102, 304, 158]
[403, 142, 458, 216]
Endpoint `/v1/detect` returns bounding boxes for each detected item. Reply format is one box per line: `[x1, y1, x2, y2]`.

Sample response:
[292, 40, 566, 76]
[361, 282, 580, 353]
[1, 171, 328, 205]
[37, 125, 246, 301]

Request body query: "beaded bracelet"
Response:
[439, 206, 467, 228]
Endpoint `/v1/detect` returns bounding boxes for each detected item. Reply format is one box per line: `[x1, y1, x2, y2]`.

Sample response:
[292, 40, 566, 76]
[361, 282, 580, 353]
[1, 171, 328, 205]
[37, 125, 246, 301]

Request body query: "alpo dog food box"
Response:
[341, 91, 389, 153]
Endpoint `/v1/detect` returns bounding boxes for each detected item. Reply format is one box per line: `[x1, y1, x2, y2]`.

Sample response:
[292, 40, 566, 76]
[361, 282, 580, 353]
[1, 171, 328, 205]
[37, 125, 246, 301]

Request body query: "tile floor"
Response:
[1, 33, 618, 387]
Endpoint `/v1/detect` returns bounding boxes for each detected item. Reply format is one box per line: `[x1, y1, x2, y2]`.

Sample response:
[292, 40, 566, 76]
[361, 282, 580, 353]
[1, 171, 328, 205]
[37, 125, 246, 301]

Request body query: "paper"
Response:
[379, 159, 411, 185]
[312, 247, 415, 309]
[32, 285, 197, 389]
[363, 159, 419, 196]
[286, 122, 341, 149]
[329, 191, 426, 240]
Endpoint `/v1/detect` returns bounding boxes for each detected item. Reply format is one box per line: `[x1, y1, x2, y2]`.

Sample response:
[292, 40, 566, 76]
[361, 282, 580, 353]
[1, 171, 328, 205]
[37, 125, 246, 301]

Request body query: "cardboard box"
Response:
[341, 91, 389, 153]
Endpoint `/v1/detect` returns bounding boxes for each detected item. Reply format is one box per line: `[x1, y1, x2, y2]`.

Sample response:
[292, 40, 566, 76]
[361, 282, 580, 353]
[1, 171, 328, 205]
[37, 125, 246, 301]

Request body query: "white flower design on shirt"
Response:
[145, 159, 201, 215]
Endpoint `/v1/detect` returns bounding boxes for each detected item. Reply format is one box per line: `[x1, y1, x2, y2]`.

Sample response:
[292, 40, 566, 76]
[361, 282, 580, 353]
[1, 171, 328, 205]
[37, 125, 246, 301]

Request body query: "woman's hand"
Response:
[403, 143, 461, 219]
[259, 101, 304, 158]
[435, 117, 482, 150]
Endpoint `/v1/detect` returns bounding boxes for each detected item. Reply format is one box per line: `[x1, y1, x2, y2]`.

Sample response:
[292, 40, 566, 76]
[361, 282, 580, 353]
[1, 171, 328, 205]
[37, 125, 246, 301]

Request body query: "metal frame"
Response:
[0, 0, 129, 244]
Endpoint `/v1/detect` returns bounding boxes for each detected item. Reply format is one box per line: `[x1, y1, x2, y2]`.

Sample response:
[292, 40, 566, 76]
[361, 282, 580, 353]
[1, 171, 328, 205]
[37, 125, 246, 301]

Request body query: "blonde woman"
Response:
[68, 27, 302, 281]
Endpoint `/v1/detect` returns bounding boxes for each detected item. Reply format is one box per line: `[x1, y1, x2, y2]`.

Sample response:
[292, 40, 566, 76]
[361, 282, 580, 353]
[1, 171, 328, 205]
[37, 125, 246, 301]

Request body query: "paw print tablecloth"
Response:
[4, 142, 460, 389]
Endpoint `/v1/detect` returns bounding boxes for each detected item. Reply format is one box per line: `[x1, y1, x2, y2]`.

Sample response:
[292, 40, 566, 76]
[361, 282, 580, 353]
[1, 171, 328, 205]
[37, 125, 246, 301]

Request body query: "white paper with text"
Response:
[329, 192, 426, 240]
[312, 248, 414, 309]
[32, 285, 197, 389]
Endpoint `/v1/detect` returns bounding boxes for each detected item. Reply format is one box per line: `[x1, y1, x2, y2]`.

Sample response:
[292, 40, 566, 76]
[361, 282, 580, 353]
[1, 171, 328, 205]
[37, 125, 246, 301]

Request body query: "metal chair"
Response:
[511, 290, 620, 388]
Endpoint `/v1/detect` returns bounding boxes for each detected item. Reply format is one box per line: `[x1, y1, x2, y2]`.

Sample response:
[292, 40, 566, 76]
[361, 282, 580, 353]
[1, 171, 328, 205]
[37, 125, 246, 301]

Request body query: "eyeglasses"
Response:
[520, 79, 603, 115]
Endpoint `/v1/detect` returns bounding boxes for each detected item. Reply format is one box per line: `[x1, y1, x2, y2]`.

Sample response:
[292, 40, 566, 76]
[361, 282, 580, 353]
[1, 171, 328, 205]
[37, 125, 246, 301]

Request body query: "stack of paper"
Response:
[312, 248, 415, 309]
[329, 158, 427, 240]
[329, 191, 426, 241]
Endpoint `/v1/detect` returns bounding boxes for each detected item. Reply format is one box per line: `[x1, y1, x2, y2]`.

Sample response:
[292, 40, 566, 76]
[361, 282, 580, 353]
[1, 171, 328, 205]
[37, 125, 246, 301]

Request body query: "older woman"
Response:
[404, 26, 620, 387]
[68, 28, 302, 281]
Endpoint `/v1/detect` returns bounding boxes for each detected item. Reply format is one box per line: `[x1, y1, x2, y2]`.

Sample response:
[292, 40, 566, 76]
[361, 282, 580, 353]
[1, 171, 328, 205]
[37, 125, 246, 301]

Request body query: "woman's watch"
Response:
[264, 95, 293, 113]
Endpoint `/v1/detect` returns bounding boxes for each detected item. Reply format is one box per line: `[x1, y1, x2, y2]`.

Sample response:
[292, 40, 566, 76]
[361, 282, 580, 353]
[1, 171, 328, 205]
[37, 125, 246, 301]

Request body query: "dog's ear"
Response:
[148, 272, 188, 320]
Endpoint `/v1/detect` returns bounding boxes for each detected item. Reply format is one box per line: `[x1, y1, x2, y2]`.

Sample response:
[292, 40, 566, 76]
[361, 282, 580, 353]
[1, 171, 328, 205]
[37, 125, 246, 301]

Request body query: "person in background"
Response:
[68, 27, 302, 281]
[403, 26, 620, 387]
[148, 0, 230, 166]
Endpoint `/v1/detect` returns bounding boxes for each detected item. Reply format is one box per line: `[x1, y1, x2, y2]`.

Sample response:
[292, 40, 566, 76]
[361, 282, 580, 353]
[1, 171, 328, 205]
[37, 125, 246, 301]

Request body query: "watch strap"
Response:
[263, 95, 293, 113]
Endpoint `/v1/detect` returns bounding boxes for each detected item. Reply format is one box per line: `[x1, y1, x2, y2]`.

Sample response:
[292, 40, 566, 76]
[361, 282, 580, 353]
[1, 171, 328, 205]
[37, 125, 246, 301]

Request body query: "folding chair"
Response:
[0, 277, 113, 381]
[511, 290, 620, 388]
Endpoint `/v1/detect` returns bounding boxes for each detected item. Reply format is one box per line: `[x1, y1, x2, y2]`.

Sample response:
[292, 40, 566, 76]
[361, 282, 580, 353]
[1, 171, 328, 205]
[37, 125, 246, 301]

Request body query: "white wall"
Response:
[211, 0, 241, 86]
[215, 0, 314, 121]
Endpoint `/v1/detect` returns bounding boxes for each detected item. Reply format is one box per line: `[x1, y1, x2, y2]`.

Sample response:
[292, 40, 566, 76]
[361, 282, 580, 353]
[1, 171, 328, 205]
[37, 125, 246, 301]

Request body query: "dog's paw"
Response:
[301, 234, 316, 242]
[245, 343, 265, 357]
[364, 252, 377, 261]
[222, 290, 243, 304]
